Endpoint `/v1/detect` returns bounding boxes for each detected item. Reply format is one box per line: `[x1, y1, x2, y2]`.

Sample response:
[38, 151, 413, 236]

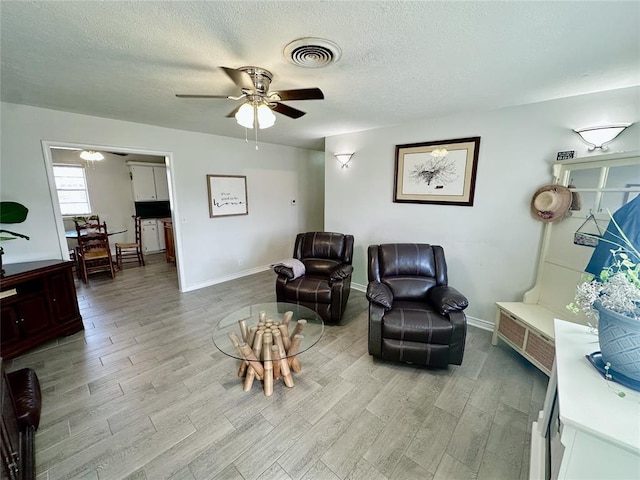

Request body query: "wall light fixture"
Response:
[573, 123, 632, 151]
[334, 153, 354, 169]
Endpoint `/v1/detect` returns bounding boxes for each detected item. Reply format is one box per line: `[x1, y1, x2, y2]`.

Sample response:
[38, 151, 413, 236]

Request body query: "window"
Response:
[53, 164, 92, 215]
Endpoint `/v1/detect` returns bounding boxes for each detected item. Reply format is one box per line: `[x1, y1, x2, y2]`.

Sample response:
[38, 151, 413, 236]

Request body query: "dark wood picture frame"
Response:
[394, 136, 481, 206]
[207, 174, 248, 218]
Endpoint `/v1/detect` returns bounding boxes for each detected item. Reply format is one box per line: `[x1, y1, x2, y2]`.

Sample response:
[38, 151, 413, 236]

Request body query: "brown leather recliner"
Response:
[367, 243, 468, 367]
[1, 357, 42, 480]
[275, 232, 354, 323]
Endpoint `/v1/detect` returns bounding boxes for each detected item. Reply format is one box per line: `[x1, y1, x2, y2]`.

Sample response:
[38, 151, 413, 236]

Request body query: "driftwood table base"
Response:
[228, 311, 306, 396]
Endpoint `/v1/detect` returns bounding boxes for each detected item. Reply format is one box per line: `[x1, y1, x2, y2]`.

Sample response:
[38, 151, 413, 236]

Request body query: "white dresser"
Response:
[530, 319, 640, 479]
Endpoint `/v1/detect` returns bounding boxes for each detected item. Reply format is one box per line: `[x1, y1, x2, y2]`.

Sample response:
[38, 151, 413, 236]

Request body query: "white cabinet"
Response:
[141, 219, 162, 253]
[530, 320, 640, 480]
[153, 167, 169, 201]
[494, 302, 556, 376]
[157, 220, 166, 251]
[129, 163, 169, 201]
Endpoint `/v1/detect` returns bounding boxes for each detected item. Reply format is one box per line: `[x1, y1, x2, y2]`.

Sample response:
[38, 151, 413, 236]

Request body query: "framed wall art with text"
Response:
[207, 174, 248, 218]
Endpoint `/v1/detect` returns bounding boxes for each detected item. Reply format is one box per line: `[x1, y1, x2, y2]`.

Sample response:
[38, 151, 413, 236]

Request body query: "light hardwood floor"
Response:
[6, 254, 548, 480]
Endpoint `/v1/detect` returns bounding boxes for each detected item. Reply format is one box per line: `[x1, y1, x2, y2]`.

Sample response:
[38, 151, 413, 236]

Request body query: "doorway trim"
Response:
[40, 140, 184, 291]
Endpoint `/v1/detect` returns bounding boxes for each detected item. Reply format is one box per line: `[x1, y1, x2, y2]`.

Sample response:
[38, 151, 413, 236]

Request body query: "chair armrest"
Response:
[427, 286, 469, 315]
[7, 368, 41, 430]
[329, 264, 353, 281]
[366, 282, 394, 310]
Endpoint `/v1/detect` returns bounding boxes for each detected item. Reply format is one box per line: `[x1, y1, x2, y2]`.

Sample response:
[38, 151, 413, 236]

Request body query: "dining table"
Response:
[65, 229, 127, 239]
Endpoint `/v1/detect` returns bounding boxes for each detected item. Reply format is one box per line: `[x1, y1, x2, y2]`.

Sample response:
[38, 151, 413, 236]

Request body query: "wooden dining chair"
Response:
[72, 214, 101, 231]
[115, 216, 145, 269]
[75, 221, 116, 283]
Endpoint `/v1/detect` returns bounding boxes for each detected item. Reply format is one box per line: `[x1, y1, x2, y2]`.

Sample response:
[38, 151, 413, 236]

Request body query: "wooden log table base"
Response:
[227, 310, 307, 396]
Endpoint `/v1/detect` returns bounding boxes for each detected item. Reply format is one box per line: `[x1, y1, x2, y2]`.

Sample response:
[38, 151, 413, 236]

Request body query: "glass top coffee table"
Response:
[213, 302, 324, 396]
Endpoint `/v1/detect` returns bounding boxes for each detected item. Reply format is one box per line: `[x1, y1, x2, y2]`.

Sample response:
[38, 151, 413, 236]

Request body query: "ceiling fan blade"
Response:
[225, 105, 243, 118]
[273, 88, 324, 101]
[220, 67, 254, 90]
[272, 102, 306, 119]
[175, 94, 232, 99]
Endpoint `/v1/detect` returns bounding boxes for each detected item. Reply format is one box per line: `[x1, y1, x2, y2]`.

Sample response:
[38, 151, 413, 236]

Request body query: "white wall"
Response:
[1, 103, 324, 291]
[325, 86, 640, 324]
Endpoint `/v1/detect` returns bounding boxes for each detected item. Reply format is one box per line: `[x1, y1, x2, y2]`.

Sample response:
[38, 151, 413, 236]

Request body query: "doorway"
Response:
[41, 142, 181, 290]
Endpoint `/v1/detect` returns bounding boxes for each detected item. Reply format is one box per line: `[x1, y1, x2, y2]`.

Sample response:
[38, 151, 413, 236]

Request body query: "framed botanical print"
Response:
[394, 137, 481, 206]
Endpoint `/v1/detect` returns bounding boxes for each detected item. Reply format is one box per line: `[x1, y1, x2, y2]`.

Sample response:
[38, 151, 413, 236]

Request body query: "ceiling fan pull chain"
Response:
[254, 104, 259, 150]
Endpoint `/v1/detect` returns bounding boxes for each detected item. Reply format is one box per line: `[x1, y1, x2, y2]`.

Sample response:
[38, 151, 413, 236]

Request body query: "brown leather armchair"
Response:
[367, 243, 468, 367]
[275, 232, 354, 323]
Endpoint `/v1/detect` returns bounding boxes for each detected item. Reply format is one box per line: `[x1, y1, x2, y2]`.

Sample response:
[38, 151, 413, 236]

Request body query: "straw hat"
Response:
[531, 185, 572, 223]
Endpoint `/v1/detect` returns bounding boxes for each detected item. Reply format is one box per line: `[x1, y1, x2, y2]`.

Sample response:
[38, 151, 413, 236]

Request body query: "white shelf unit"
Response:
[493, 151, 640, 376]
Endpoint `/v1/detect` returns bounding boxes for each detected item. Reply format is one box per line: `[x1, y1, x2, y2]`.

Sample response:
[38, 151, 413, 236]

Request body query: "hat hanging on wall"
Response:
[567, 184, 582, 211]
[530, 185, 573, 223]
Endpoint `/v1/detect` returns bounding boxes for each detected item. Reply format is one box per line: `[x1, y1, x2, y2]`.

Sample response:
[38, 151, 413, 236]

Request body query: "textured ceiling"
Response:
[1, 1, 639, 150]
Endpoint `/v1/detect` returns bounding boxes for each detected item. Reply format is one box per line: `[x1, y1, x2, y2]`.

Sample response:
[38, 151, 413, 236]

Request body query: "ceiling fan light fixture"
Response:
[257, 104, 276, 129]
[235, 103, 255, 129]
[235, 102, 277, 130]
[80, 150, 104, 161]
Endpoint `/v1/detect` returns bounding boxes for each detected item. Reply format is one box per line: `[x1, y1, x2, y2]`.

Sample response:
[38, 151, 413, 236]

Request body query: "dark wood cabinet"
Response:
[159, 218, 175, 263]
[0, 305, 21, 355]
[46, 269, 79, 324]
[0, 260, 83, 359]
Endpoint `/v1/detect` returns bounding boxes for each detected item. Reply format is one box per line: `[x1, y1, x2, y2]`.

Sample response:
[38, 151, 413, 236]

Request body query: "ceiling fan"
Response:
[175, 66, 324, 129]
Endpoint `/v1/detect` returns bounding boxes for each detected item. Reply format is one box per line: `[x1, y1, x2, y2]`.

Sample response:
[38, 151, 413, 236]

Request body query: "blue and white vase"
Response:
[596, 301, 640, 382]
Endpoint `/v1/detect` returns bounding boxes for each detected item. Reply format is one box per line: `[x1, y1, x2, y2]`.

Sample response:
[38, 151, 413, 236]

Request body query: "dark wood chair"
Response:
[115, 216, 145, 269]
[75, 221, 116, 283]
[72, 214, 101, 231]
[72, 215, 101, 279]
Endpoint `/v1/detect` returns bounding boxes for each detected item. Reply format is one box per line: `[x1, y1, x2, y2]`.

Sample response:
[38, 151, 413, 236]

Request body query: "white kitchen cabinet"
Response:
[157, 220, 166, 251]
[141, 219, 162, 253]
[153, 166, 169, 201]
[129, 163, 169, 201]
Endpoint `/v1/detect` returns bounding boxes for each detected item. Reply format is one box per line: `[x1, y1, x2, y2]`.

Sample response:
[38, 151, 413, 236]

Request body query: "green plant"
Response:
[0, 201, 30, 241]
[567, 212, 640, 322]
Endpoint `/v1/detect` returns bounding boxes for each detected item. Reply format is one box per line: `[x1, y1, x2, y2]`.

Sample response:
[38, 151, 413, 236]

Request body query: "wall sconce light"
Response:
[334, 153, 354, 169]
[573, 123, 632, 151]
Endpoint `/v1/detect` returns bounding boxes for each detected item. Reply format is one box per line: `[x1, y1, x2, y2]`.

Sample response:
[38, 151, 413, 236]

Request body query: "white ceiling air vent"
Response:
[284, 38, 342, 68]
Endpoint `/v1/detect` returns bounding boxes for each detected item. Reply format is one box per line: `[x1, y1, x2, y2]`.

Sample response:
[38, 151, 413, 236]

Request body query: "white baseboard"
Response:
[182, 265, 271, 292]
[467, 315, 494, 331]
